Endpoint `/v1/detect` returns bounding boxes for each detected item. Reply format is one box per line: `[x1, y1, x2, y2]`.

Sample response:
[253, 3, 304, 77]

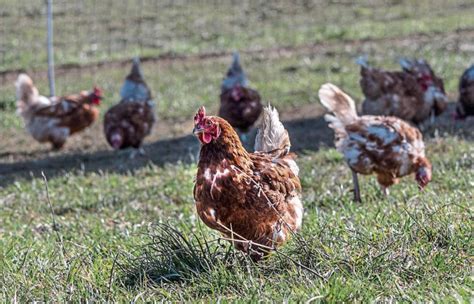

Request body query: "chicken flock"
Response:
[14, 54, 473, 259]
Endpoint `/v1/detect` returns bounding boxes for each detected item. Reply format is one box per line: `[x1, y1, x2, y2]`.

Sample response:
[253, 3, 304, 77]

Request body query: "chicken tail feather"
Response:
[120, 57, 151, 101]
[15, 73, 40, 115]
[129, 57, 144, 82]
[254, 105, 290, 155]
[16, 74, 37, 104]
[355, 55, 370, 68]
[319, 83, 358, 125]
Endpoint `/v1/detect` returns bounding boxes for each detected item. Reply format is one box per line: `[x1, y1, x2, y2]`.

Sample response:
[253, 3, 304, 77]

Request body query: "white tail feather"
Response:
[318, 83, 358, 125]
[254, 105, 290, 153]
[16, 74, 37, 103]
[15, 74, 51, 117]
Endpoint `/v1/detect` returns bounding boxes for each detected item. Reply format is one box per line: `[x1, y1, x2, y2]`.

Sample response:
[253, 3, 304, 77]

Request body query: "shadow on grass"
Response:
[1, 105, 473, 187]
[119, 223, 330, 290]
[0, 115, 333, 187]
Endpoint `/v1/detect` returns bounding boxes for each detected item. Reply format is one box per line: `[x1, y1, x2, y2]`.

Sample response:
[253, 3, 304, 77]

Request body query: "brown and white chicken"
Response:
[16, 74, 102, 150]
[218, 52, 263, 142]
[359, 57, 448, 125]
[103, 58, 155, 156]
[457, 64, 474, 118]
[319, 83, 432, 202]
[193, 105, 302, 260]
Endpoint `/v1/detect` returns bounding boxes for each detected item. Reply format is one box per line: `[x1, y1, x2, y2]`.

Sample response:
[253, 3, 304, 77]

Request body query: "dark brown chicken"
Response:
[104, 58, 155, 153]
[457, 64, 474, 118]
[193, 105, 302, 260]
[16, 74, 102, 150]
[218, 52, 262, 138]
[359, 57, 448, 125]
[319, 83, 432, 202]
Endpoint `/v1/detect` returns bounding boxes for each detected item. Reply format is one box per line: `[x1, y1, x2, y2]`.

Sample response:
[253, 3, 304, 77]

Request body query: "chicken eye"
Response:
[206, 121, 211, 126]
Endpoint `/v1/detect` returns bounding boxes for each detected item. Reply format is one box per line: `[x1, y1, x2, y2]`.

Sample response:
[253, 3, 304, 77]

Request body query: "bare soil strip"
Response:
[2, 27, 473, 84]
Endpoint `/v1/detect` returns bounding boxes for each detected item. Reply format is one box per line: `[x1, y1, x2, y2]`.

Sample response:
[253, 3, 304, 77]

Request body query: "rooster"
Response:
[103, 58, 155, 156]
[457, 64, 474, 118]
[358, 57, 448, 125]
[16, 74, 102, 150]
[218, 52, 263, 142]
[193, 105, 302, 260]
[319, 83, 432, 202]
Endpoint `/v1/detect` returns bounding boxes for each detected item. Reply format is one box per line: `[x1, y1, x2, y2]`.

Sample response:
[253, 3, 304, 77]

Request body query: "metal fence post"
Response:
[46, 0, 55, 97]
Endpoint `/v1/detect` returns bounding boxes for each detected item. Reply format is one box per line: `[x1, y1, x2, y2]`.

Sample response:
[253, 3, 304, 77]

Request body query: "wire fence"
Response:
[1, 0, 185, 72]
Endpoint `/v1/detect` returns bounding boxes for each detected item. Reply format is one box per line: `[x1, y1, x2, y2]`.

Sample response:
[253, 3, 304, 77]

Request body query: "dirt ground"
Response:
[1, 30, 474, 186]
[1, 99, 473, 187]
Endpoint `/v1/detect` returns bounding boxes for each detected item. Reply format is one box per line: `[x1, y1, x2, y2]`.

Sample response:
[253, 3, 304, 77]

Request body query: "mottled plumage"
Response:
[457, 64, 474, 117]
[359, 58, 447, 124]
[218, 52, 263, 133]
[193, 106, 302, 260]
[104, 58, 155, 150]
[319, 83, 432, 202]
[16, 74, 102, 150]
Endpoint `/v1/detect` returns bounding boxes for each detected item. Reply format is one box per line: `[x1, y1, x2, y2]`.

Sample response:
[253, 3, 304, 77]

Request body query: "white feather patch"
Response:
[254, 105, 289, 153]
[289, 195, 303, 230]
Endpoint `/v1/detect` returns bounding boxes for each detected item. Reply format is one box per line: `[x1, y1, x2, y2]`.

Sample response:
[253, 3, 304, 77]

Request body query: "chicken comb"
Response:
[194, 106, 206, 124]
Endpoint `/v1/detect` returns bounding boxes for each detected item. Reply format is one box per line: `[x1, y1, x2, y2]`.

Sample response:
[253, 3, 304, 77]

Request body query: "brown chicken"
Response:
[319, 83, 432, 202]
[218, 52, 262, 140]
[16, 74, 102, 150]
[457, 64, 474, 118]
[359, 57, 448, 125]
[193, 105, 302, 260]
[104, 58, 155, 155]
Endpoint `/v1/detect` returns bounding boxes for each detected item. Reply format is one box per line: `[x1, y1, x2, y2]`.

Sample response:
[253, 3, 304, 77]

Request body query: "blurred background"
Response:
[0, 0, 473, 162]
[1, 2, 473, 301]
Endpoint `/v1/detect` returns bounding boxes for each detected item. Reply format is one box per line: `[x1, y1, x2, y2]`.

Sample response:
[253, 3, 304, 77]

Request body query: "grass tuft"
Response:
[121, 223, 236, 286]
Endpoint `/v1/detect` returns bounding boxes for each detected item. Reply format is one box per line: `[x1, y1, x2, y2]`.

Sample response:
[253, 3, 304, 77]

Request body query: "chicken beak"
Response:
[193, 126, 204, 134]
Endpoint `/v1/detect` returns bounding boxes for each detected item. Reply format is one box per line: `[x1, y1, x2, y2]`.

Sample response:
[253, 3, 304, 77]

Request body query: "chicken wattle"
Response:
[193, 105, 302, 260]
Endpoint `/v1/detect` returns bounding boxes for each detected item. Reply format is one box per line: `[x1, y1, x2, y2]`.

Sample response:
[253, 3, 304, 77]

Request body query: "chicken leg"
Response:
[129, 147, 146, 159]
[351, 169, 361, 202]
[381, 186, 390, 197]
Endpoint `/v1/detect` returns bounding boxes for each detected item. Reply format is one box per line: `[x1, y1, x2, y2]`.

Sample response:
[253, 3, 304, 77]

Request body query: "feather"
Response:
[15, 74, 36, 103]
[120, 57, 152, 102]
[254, 105, 290, 153]
[193, 106, 302, 260]
[399, 58, 414, 71]
[221, 52, 248, 91]
[355, 55, 369, 68]
[464, 65, 474, 81]
[458, 64, 474, 117]
[15, 74, 100, 149]
[105, 58, 155, 150]
[319, 84, 432, 200]
[319, 83, 358, 125]
[15, 74, 52, 116]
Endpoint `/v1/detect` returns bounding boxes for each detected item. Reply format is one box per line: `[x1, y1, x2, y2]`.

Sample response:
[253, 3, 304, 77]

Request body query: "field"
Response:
[0, 0, 473, 302]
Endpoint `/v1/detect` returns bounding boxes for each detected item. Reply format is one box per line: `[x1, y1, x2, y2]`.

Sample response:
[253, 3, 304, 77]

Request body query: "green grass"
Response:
[1, 1, 473, 301]
[1, 0, 473, 72]
[0, 137, 472, 302]
[1, 26, 472, 134]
